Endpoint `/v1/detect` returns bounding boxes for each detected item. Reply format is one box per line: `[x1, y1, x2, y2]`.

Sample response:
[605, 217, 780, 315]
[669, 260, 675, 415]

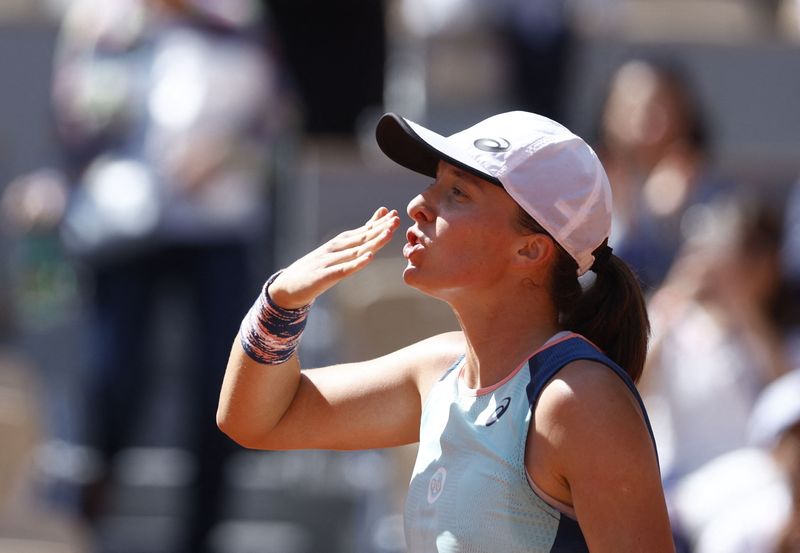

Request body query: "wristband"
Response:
[239, 271, 312, 365]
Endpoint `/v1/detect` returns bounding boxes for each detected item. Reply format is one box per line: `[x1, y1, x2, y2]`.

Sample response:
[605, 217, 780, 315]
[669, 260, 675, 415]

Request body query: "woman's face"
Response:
[402, 161, 525, 299]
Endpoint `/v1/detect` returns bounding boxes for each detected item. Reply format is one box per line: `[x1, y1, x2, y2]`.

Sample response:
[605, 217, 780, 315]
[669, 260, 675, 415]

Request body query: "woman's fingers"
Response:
[327, 250, 375, 279]
[368, 206, 389, 224]
[268, 208, 400, 308]
[323, 222, 398, 267]
[335, 209, 398, 246]
[314, 210, 399, 285]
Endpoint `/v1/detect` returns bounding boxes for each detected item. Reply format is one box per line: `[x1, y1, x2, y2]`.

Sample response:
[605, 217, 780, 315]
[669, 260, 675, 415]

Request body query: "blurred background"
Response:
[1, 0, 799, 552]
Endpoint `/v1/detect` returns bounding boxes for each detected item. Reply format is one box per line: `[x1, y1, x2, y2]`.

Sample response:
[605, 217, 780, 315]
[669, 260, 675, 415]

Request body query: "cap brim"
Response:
[375, 113, 502, 186]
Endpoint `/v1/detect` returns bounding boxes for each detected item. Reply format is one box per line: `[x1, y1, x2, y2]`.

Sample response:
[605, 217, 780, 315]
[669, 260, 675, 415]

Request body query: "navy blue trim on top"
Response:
[524, 336, 659, 552]
[551, 515, 590, 553]
[524, 336, 658, 460]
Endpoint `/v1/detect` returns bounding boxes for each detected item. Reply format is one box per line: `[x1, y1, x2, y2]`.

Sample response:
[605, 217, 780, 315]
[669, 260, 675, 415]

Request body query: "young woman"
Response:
[217, 111, 676, 552]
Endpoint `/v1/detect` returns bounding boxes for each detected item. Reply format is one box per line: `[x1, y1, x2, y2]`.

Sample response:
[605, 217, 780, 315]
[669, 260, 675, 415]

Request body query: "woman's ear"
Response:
[514, 234, 556, 278]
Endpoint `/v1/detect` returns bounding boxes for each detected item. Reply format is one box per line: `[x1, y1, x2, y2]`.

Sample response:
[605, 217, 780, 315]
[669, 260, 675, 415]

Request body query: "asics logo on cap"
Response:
[473, 137, 510, 152]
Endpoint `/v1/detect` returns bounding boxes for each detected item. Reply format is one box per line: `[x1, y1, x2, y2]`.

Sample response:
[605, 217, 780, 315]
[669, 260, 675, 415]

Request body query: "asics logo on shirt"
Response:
[485, 397, 511, 426]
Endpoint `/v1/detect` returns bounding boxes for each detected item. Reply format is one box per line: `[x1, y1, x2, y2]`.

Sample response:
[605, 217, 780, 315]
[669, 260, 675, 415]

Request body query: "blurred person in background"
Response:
[491, 0, 574, 121]
[642, 198, 791, 492]
[261, 0, 386, 135]
[777, 0, 800, 39]
[0, 172, 87, 547]
[50, 0, 287, 551]
[667, 368, 800, 553]
[596, 57, 733, 293]
[779, 175, 800, 365]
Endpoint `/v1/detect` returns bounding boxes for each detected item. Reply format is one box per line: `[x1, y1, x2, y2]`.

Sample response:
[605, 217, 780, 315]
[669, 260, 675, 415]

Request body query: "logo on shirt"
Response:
[427, 467, 447, 504]
[485, 396, 511, 427]
[473, 137, 511, 152]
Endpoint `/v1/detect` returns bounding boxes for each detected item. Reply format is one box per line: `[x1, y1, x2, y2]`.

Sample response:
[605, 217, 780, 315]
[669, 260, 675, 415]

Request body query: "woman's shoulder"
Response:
[535, 359, 647, 438]
[395, 331, 466, 396]
[404, 331, 466, 371]
[530, 359, 658, 492]
[421, 330, 466, 351]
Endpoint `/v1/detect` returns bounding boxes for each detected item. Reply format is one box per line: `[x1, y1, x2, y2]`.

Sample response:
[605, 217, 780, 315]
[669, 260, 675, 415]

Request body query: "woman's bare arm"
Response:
[217, 207, 464, 451]
[528, 360, 676, 553]
[218, 332, 464, 450]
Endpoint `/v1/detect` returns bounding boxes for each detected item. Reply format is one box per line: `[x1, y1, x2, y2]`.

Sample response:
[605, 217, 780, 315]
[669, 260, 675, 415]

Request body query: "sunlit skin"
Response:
[399, 163, 562, 392]
[402, 164, 536, 299]
[217, 160, 676, 553]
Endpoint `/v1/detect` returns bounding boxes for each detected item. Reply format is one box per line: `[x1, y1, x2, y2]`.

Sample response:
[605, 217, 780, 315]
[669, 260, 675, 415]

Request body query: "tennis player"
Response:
[218, 111, 676, 552]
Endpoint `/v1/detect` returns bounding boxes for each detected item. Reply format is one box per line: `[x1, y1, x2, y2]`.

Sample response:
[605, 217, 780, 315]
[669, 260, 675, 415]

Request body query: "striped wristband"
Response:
[239, 271, 312, 365]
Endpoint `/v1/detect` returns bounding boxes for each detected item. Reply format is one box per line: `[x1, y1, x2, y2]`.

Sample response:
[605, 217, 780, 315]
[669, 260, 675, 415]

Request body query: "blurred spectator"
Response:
[50, 0, 287, 551]
[491, 0, 573, 121]
[0, 350, 89, 551]
[668, 368, 800, 553]
[261, 0, 386, 135]
[596, 57, 733, 292]
[779, 176, 800, 365]
[642, 198, 790, 486]
[782, 177, 800, 285]
[0, 171, 88, 551]
[0, 169, 75, 330]
[777, 0, 800, 39]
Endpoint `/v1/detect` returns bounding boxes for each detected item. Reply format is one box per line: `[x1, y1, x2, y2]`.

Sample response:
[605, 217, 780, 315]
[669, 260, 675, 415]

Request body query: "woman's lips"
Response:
[403, 241, 424, 259]
[404, 228, 425, 259]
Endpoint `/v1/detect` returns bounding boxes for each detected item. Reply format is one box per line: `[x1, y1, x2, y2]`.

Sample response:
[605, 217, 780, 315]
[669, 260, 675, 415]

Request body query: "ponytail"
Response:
[555, 251, 650, 382]
[516, 208, 650, 382]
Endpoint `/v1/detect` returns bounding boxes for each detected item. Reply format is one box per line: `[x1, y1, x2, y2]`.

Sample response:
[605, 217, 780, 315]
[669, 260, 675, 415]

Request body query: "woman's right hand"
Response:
[268, 207, 401, 309]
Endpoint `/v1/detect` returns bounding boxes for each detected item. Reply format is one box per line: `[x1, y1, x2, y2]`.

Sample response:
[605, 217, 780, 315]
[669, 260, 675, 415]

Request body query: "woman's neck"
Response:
[450, 289, 561, 390]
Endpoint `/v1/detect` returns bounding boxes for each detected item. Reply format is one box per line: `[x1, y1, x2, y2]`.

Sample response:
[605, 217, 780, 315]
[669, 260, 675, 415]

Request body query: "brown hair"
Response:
[516, 208, 650, 382]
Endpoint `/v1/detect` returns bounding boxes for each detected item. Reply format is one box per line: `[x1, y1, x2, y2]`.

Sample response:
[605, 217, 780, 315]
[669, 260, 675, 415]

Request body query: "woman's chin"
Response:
[402, 263, 420, 284]
[402, 267, 445, 300]
[402, 264, 431, 291]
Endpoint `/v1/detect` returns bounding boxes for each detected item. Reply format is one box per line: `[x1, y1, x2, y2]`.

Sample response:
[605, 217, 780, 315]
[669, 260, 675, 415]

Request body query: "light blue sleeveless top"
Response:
[403, 333, 656, 552]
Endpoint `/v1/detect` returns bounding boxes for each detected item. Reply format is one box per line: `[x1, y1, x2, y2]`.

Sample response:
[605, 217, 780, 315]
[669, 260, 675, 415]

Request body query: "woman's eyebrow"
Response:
[449, 167, 484, 190]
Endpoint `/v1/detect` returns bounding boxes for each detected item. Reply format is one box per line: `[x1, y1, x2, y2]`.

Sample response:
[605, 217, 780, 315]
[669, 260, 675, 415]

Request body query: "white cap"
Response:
[376, 111, 612, 275]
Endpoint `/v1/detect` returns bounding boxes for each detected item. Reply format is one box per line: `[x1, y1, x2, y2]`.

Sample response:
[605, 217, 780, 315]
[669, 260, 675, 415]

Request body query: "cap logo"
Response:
[473, 137, 510, 153]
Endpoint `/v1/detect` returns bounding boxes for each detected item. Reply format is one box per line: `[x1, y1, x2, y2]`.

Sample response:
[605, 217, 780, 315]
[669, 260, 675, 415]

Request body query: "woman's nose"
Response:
[407, 193, 433, 224]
